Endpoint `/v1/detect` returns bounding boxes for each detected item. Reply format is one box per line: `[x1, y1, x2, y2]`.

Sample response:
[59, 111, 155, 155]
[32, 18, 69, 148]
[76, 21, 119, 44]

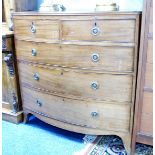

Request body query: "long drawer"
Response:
[16, 40, 135, 72]
[18, 62, 133, 102]
[22, 86, 130, 132]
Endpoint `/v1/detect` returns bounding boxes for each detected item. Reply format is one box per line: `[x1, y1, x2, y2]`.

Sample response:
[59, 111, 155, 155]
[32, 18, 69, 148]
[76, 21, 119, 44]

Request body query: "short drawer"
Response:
[22, 86, 130, 132]
[18, 62, 133, 103]
[139, 91, 153, 135]
[142, 91, 153, 114]
[16, 40, 135, 72]
[145, 63, 153, 88]
[62, 19, 135, 42]
[14, 19, 59, 42]
[140, 113, 153, 135]
[147, 39, 153, 63]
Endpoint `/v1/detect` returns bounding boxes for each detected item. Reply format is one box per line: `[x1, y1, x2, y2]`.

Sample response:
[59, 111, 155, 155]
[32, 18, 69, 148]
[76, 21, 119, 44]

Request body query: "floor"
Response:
[2, 116, 84, 155]
[2, 116, 153, 155]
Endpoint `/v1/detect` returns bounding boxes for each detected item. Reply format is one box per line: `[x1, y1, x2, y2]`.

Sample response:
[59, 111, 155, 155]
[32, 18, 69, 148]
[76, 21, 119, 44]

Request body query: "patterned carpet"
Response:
[74, 135, 153, 155]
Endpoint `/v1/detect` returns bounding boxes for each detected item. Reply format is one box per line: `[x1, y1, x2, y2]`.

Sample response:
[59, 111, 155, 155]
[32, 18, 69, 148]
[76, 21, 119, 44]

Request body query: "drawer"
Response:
[13, 19, 59, 42]
[140, 91, 153, 135]
[18, 62, 133, 102]
[142, 91, 153, 114]
[140, 113, 153, 135]
[62, 19, 135, 42]
[148, 3, 153, 35]
[16, 40, 135, 72]
[22, 86, 130, 132]
[147, 39, 153, 63]
[144, 63, 153, 88]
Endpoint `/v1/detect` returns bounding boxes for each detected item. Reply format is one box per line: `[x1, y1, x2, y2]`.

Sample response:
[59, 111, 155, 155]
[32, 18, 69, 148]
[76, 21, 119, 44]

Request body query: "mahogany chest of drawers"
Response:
[13, 12, 140, 153]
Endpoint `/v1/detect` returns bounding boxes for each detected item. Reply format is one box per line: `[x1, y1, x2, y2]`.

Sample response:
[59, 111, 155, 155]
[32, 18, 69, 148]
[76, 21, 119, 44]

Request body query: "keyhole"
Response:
[94, 22, 97, 26]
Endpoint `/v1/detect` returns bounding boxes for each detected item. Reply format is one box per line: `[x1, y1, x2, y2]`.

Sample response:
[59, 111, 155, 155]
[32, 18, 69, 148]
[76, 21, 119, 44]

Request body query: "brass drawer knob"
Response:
[31, 22, 36, 33]
[33, 73, 40, 81]
[32, 48, 37, 56]
[91, 82, 99, 90]
[91, 53, 100, 62]
[36, 99, 42, 107]
[91, 26, 100, 36]
[91, 112, 99, 117]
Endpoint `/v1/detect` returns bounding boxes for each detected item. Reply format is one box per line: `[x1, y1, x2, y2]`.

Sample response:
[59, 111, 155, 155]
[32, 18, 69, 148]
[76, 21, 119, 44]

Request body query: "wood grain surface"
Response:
[62, 19, 135, 42]
[132, 0, 152, 153]
[13, 12, 141, 154]
[15, 40, 135, 72]
[2, 53, 11, 104]
[14, 19, 59, 42]
[18, 62, 133, 103]
[21, 86, 130, 132]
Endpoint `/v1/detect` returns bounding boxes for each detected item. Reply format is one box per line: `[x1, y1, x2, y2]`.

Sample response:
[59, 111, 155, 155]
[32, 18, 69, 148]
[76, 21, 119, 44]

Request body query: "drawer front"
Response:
[147, 39, 153, 63]
[142, 91, 153, 114]
[22, 86, 130, 132]
[14, 19, 59, 41]
[16, 40, 135, 72]
[62, 19, 135, 42]
[140, 113, 153, 135]
[140, 91, 153, 135]
[18, 62, 133, 102]
[144, 63, 153, 88]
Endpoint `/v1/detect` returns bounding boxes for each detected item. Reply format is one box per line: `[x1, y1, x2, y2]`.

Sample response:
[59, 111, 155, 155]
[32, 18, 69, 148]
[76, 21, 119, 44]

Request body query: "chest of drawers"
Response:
[13, 12, 140, 154]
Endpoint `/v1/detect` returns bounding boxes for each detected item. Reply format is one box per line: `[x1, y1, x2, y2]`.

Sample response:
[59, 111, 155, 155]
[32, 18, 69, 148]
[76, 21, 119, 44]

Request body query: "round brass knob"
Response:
[31, 22, 36, 33]
[33, 73, 40, 81]
[91, 53, 100, 62]
[32, 49, 37, 56]
[91, 112, 99, 117]
[36, 99, 42, 107]
[91, 27, 100, 36]
[91, 82, 99, 90]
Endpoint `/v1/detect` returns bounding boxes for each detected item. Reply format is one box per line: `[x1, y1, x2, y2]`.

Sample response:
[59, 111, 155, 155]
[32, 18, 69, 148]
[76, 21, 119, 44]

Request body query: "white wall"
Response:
[113, 0, 143, 11]
[37, 0, 143, 11]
